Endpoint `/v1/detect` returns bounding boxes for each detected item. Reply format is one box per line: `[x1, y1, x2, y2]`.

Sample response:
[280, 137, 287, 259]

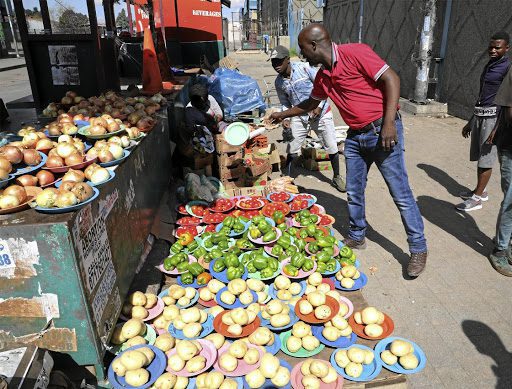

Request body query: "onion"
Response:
[22, 132, 40, 148]
[108, 136, 121, 146]
[55, 190, 78, 208]
[98, 149, 114, 163]
[16, 175, 38, 187]
[4, 185, 27, 203]
[145, 105, 157, 115]
[137, 117, 156, 131]
[0, 146, 23, 164]
[91, 117, 108, 128]
[0, 194, 20, 209]
[36, 170, 56, 186]
[71, 182, 94, 202]
[62, 169, 85, 183]
[0, 157, 12, 173]
[36, 188, 57, 208]
[127, 127, 141, 139]
[65, 153, 84, 166]
[73, 114, 85, 121]
[58, 135, 73, 144]
[48, 124, 62, 136]
[48, 148, 60, 158]
[84, 163, 101, 180]
[107, 121, 120, 133]
[89, 125, 107, 136]
[0, 169, 9, 180]
[46, 155, 64, 168]
[120, 136, 131, 148]
[94, 140, 108, 149]
[73, 96, 84, 103]
[59, 181, 76, 192]
[73, 140, 85, 153]
[61, 96, 73, 105]
[128, 113, 141, 125]
[108, 144, 123, 160]
[35, 139, 54, 151]
[62, 124, 78, 135]
[90, 168, 110, 184]
[56, 143, 76, 159]
[86, 148, 99, 160]
[22, 149, 42, 166]
[65, 91, 77, 99]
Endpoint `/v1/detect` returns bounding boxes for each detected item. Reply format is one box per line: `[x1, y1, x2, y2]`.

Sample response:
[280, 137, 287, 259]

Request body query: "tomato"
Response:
[295, 194, 314, 201]
[176, 226, 198, 237]
[190, 205, 206, 217]
[319, 214, 334, 226]
[269, 192, 291, 202]
[204, 224, 217, 232]
[203, 213, 227, 224]
[177, 204, 188, 215]
[245, 210, 262, 218]
[310, 204, 324, 215]
[209, 198, 235, 212]
[290, 199, 309, 211]
[238, 197, 264, 210]
[178, 216, 201, 226]
[262, 202, 290, 217]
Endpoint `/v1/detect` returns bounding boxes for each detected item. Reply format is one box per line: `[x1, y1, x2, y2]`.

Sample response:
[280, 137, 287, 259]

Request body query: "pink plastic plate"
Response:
[291, 360, 344, 389]
[280, 258, 317, 279]
[157, 255, 196, 275]
[120, 297, 164, 322]
[338, 296, 354, 319]
[213, 342, 263, 377]
[248, 227, 282, 245]
[166, 339, 217, 377]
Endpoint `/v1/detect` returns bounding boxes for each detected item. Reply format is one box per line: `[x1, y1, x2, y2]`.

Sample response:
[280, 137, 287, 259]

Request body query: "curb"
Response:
[0, 63, 26, 72]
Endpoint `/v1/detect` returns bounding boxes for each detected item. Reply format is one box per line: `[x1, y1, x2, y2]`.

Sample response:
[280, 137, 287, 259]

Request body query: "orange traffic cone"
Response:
[142, 28, 173, 95]
[156, 28, 175, 84]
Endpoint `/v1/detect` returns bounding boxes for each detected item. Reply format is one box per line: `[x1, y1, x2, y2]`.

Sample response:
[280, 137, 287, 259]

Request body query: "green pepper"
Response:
[287, 227, 298, 236]
[340, 246, 353, 258]
[220, 226, 231, 235]
[218, 240, 229, 251]
[193, 247, 207, 259]
[224, 254, 240, 268]
[317, 262, 327, 273]
[326, 259, 337, 272]
[306, 224, 316, 237]
[277, 223, 287, 232]
[322, 247, 334, 257]
[258, 221, 271, 234]
[226, 267, 239, 280]
[177, 261, 190, 272]
[253, 256, 268, 270]
[241, 253, 252, 265]
[251, 215, 265, 224]
[188, 262, 204, 277]
[278, 252, 288, 261]
[271, 244, 284, 256]
[202, 252, 213, 263]
[203, 237, 214, 248]
[260, 267, 274, 278]
[317, 237, 332, 248]
[268, 257, 279, 272]
[210, 248, 223, 259]
[231, 247, 242, 256]
[262, 230, 277, 243]
[284, 264, 299, 277]
[180, 271, 193, 284]
[314, 229, 325, 240]
[170, 242, 183, 254]
[163, 257, 174, 271]
[272, 210, 284, 224]
[299, 229, 309, 239]
[239, 216, 250, 223]
[249, 227, 261, 239]
[295, 239, 307, 252]
[224, 216, 235, 228]
[213, 259, 226, 273]
[291, 253, 306, 268]
[247, 261, 257, 273]
[310, 214, 319, 224]
[316, 251, 330, 263]
[277, 236, 291, 249]
[286, 245, 298, 256]
[302, 258, 314, 272]
[187, 240, 199, 252]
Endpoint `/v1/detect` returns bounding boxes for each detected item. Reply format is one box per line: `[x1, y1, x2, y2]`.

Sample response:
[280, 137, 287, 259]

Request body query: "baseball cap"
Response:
[268, 45, 290, 61]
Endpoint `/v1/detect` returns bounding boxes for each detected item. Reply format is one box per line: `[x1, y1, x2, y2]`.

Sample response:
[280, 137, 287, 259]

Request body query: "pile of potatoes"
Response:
[286, 321, 320, 353]
[171, 307, 209, 339]
[163, 285, 198, 307]
[305, 272, 332, 294]
[218, 279, 255, 306]
[246, 279, 270, 303]
[353, 306, 386, 337]
[300, 359, 339, 386]
[199, 279, 226, 303]
[204, 333, 227, 350]
[297, 291, 333, 321]
[335, 347, 374, 378]
[111, 319, 147, 348]
[273, 275, 304, 304]
[260, 299, 292, 328]
[245, 353, 290, 388]
[167, 340, 207, 374]
[221, 307, 258, 336]
[150, 373, 189, 389]
[335, 265, 361, 289]
[218, 339, 260, 372]
[121, 291, 159, 320]
[195, 371, 239, 389]
[322, 313, 353, 342]
[381, 339, 419, 370]
[153, 333, 176, 353]
[246, 326, 277, 349]
[111, 347, 155, 386]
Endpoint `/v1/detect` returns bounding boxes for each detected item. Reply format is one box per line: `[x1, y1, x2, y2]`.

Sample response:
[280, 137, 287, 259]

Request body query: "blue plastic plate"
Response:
[374, 337, 427, 374]
[86, 169, 115, 187]
[216, 220, 249, 237]
[249, 217, 276, 228]
[209, 261, 248, 283]
[108, 344, 166, 389]
[215, 287, 257, 309]
[268, 280, 306, 300]
[188, 377, 243, 389]
[330, 345, 382, 382]
[43, 130, 59, 139]
[243, 360, 292, 389]
[312, 324, 358, 348]
[99, 149, 131, 167]
[12, 151, 47, 176]
[176, 276, 202, 289]
[263, 332, 282, 355]
[74, 119, 90, 128]
[168, 314, 214, 340]
[176, 292, 200, 309]
[247, 261, 282, 281]
[35, 187, 100, 214]
[319, 260, 341, 276]
[258, 304, 299, 332]
[0, 174, 14, 189]
[334, 272, 368, 291]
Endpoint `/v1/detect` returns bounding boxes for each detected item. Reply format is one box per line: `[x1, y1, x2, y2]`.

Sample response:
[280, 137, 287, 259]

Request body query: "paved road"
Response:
[234, 51, 512, 388]
[0, 66, 31, 104]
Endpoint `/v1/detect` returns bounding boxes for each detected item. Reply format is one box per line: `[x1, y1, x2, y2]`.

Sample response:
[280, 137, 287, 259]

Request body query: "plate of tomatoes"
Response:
[204, 224, 217, 233]
[262, 202, 291, 218]
[236, 197, 265, 210]
[208, 198, 235, 213]
[203, 212, 227, 224]
[185, 200, 209, 218]
[290, 198, 313, 212]
[310, 204, 326, 215]
[267, 191, 294, 203]
[175, 225, 203, 238]
[294, 193, 317, 204]
[176, 204, 189, 216]
[319, 214, 335, 226]
[176, 216, 201, 226]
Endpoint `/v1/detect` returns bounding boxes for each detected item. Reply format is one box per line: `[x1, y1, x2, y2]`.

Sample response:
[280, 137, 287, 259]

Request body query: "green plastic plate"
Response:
[224, 122, 250, 146]
[279, 329, 325, 358]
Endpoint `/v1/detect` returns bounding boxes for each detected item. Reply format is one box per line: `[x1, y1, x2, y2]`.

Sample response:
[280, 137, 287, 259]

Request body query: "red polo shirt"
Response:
[311, 43, 390, 129]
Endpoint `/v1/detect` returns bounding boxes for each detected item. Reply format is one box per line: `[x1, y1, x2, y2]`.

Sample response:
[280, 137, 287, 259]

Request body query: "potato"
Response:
[335, 270, 344, 281]
[390, 340, 412, 357]
[335, 350, 350, 368]
[154, 372, 177, 389]
[281, 304, 290, 315]
[144, 293, 158, 309]
[286, 335, 302, 353]
[292, 321, 311, 338]
[227, 324, 242, 336]
[253, 291, 265, 304]
[132, 306, 149, 320]
[220, 291, 236, 305]
[177, 296, 191, 306]
[267, 333, 275, 346]
[120, 350, 146, 370]
[247, 278, 265, 292]
[125, 368, 149, 386]
[209, 306, 225, 317]
[219, 378, 238, 389]
[317, 283, 331, 294]
[245, 369, 266, 388]
[247, 303, 261, 314]
[228, 279, 247, 295]
[364, 323, 383, 338]
[184, 287, 196, 299]
[399, 353, 419, 369]
[219, 353, 238, 372]
[302, 374, 321, 388]
[354, 311, 363, 324]
[338, 302, 349, 317]
[314, 305, 332, 320]
[199, 310, 208, 323]
[153, 314, 169, 330]
[239, 290, 254, 305]
[111, 326, 126, 345]
[270, 314, 291, 328]
[173, 317, 186, 330]
[205, 372, 224, 388]
[381, 350, 398, 365]
[175, 376, 189, 389]
[199, 288, 214, 302]
[302, 335, 320, 351]
[222, 313, 235, 326]
[169, 286, 186, 300]
[271, 365, 291, 386]
[301, 360, 312, 375]
[246, 310, 257, 324]
[154, 334, 175, 352]
[322, 366, 338, 384]
[277, 289, 292, 300]
[205, 333, 226, 350]
[298, 300, 313, 315]
[231, 308, 249, 326]
[341, 265, 357, 278]
[208, 279, 226, 294]
[181, 307, 201, 324]
[186, 355, 206, 373]
[122, 302, 133, 316]
[167, 353, 185, 372]
[274, 275, 291, 290]
[341, 278, 355, 289]
[121, 319, 144, 339]
[259, 353, 279, 379]
[377, 311, 385, 325]
[129, 291, 147, 306]
[310, 360, 329, 378]
[307, 292, 326, 307]
[243, 348, 260, 365]
[183, 323, 202, 338]
[266, 300, 284, 315]
[322, 326, 340, 341]
[353, 270, 361, 279]
[249, 327, 272, 346]
[326, 290, 341, 302]
[229, 339, 248, 358]
[363, 349, 375, 365]
[305, 285, 316, 295]
[125, 335, 147, 348]
[137, 347, 155, 365]
[361, 307, 380, 325]
[331, 315, 348, 330]
[339, 325, 353, 337]
[176, 340, 199, 361]
[111, 358, 126, 377]
[163, 305, 180, 321]
[289, 282, 302, 295]
[261, 310, 271, 320]
[345, 362, 363, 378]
[308, 272, 323, 286]
[347, 348, 365, 364]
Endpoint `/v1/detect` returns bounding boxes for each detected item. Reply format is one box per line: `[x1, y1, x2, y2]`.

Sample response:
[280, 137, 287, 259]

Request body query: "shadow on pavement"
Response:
[417, 195, 493, 256]
[462, 320, 512, 388]
[417, 163, 470, 197]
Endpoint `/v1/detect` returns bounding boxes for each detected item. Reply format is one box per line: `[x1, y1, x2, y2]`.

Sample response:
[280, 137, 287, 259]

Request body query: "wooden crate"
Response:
[247, 157, 271, 176]
[221, 177, 246, 190]
[218, 164, 246, 180]
[217, 151, 244, 168]
[215, 135, 242, 154]
[245, 172, 268, 187]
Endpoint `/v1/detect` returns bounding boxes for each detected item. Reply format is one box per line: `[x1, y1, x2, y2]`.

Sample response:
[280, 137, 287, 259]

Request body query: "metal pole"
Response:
[232, 12, 236, 51]
[413, 0, 436, 104]
[358, 0, 364, 43]
[5, 0, 20, 57]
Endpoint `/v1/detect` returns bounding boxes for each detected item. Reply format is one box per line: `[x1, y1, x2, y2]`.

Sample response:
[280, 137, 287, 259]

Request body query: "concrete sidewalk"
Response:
[0, 56, 26, 72]
[234, 51, 512, 388]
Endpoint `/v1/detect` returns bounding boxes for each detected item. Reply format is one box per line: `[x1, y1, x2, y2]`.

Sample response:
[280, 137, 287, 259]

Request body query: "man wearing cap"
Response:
[269, 45, 346, 192]
[270, 24, 428, 278]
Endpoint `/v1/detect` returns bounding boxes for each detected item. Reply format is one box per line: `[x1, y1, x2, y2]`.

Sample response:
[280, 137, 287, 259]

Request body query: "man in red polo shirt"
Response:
[270, 24, 428, 277]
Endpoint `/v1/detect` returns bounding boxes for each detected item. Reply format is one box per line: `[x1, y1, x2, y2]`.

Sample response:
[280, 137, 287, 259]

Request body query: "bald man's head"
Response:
[298, 23, 332, 67]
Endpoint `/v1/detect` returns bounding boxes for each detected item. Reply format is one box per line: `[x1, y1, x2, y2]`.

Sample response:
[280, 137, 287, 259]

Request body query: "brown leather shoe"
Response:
[342, 237, 367, 249]
[407, 252, 427, 277]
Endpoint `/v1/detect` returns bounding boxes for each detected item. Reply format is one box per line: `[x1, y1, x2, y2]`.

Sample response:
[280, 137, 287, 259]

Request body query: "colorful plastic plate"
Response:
[12, 152, 47, 176]
[215, 343, 263, 376]
[166, 339, 217, 377]
[310, 204, 326, 215]
[216, 220, 249, 237]
[120, 297, 164, 322]
[248, 227, 282, 245]
[86, 169, 115, 187]
[337, 296, 355, 319]
[334, 272, 368, 291]
[208, 198, 236, 213]
[42, 156, 97, 174]
[247, 261, 282, 281]
[319, 214, 336, 227]
[108, 345, 165, 389]
[312, 325, 357, 348]
[157, 255, 196, 275]
[374, 337, 427, 374]
[331, 346, 382, 382]
[176, 293, 200, 309]
[174, 225, 203, 239]
[209, 261, 248, 283]
[348, 313, 395, 340]
[78, 125, 126, 139]
[34, 187, 99, 214]
[168, 314, 214, 340]
[292, 215, 321, 228]
[0, 195, 34, 215]
[249, 216, 276, 228]
[185, 200, 209, 218]
[289, 199, 316, 213]
[280, 258, 317, 279]
[213, 310, 261, 338]
[293, 193, 318, 205]
[236, 198, 265, 210]
[243, 359, 293, 389]
[215, 287, 257, 309]
[197, 288, 219, 308]
[176, 276, 202, 289]
[294, 295, 339, 324]
[279, 330, 325, 358]
[110, 323, 157, 354]
[268, 280, 307, 300]
[224, 122, 250, 146]
[258, 304, 299, 331]
[306, 243, 340, 257]
[267, 192, 294, 203]
[320, 260, 341, 276]
[99, 149, 131, 167]
[290, 360, 344, 389]
[176, 203, 190, 216]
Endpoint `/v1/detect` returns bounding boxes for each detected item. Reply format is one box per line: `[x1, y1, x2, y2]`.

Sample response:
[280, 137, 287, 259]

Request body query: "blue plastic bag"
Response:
[208, 68, 266, 117]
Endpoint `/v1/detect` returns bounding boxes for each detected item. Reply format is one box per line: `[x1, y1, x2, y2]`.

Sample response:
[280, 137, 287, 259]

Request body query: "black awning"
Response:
[221, 0, 231, 6]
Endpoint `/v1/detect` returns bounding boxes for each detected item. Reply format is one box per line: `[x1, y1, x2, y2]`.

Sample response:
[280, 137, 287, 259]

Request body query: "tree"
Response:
[58, 9, 90, 32]
[116, 9, 129, 30]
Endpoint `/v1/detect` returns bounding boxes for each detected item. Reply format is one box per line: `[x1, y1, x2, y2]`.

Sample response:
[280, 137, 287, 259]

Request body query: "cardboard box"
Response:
[184, 153, 214, 169]
[218, 164, 246, 179]
[224, 185, 269, 198]
[245, 172, 268, 187]
[221, 177, 246, 190]
[217, 151, 244, 168]
[302, 146, 330, 161]
[215, 135, 241, 154]
[303, 159, 332, 171]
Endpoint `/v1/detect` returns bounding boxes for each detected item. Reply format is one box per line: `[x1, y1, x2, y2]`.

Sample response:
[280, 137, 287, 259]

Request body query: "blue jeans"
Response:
[495, 149, 512, 251]
[344, 118, 427, 253]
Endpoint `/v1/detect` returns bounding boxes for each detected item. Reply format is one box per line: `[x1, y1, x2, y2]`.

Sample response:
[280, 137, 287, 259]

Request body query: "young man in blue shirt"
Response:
[270, 45, 346, 192]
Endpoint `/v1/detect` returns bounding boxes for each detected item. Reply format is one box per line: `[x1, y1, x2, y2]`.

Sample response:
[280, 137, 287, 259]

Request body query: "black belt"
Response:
[350, 112, 401, 132]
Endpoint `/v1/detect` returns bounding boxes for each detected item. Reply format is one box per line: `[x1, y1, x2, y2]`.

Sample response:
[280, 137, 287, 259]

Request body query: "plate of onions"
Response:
[99, 149, 131, 168]
[34, 185, 99, 214]
[11, 151, 47, 176]
[43, 153, 97, 174]
[0, 185, 38, 215]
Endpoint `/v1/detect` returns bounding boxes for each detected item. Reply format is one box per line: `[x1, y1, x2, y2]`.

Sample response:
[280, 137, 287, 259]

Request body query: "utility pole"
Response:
[413, 0, 436, 104]
[231, 12, 236, 51]
[5, 0, 20, 57]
